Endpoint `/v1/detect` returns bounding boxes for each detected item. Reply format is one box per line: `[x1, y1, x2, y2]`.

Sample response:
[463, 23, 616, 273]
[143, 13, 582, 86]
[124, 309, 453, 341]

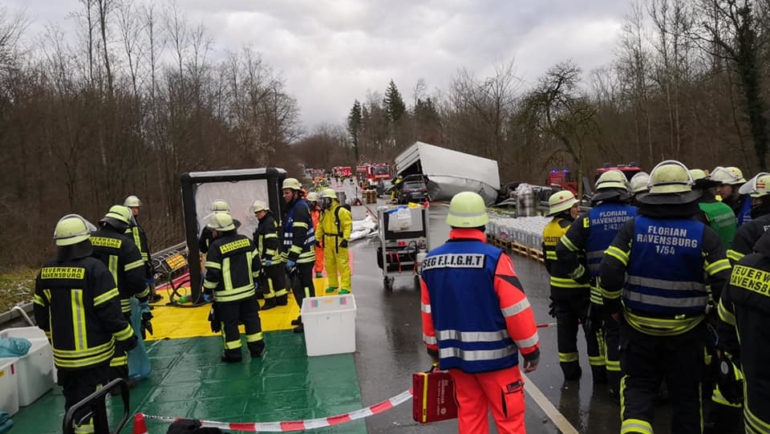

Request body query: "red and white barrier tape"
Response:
[536, 322, 558, 329]
[140, 389, 412, 432]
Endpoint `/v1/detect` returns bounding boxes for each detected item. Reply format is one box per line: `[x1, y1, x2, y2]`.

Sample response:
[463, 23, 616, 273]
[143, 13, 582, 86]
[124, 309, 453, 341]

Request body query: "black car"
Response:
[398, 181, 429, 204]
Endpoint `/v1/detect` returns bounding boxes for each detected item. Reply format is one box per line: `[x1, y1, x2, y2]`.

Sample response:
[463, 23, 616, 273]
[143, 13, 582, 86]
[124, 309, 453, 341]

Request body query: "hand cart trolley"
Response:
[376, 205, 430, 292]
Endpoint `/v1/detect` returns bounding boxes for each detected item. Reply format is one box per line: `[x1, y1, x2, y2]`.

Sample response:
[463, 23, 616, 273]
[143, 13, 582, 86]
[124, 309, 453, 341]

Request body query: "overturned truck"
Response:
[394, 141, 500, 205]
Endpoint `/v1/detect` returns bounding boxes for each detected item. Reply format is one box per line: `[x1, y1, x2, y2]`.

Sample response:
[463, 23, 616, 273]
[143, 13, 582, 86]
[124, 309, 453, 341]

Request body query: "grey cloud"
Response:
[11, 0, 628, 128]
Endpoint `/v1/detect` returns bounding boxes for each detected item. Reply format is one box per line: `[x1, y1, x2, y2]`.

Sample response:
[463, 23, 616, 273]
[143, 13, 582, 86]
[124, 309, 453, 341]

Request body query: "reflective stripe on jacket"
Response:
[33, 256, 134, 370]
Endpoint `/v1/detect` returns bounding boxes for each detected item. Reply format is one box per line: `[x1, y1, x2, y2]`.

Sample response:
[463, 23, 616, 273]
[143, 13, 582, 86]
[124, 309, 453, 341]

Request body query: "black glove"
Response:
[548, 301, 557, 318]
[208, 304, 221, 333]
[316, 240, 324, 249]
[716, 355, 744, 405]
[141, 311, 154, 339]
[340, 239, 349, 248]
[584, 302, 602, 333]
[119, 335, 139, 353]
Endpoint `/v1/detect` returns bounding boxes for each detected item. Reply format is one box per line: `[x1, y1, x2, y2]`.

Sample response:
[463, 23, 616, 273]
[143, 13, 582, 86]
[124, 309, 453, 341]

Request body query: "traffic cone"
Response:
[133, 413, 148, 434]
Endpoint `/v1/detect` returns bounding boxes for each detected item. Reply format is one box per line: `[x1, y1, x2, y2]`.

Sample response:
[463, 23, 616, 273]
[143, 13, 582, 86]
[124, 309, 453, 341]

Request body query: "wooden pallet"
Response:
[511, 242, 528, 256]
[528, 247, 545, 263]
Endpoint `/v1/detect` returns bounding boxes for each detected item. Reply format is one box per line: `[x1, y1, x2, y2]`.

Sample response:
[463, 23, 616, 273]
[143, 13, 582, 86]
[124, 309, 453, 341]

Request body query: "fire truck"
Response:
[547, 163, 642, 194]
[332, 166, 353, 178]
[366, 163, 392, 183]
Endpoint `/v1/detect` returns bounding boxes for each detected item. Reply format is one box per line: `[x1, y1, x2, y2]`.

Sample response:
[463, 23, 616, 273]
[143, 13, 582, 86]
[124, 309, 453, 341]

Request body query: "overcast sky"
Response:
[9, 0, 631, 129]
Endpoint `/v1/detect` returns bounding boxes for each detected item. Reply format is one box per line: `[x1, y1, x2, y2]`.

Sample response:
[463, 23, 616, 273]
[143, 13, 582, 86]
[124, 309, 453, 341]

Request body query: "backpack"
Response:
[334, 204, 352, 234]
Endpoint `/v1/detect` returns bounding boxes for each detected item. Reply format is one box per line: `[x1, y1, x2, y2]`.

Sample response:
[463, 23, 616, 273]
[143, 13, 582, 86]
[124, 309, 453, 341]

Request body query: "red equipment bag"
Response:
[412, 368, 458, 423]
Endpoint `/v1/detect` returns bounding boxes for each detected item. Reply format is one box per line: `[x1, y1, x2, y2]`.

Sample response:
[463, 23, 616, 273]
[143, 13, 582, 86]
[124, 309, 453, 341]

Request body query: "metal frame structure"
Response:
[180, 168, 287, 303]
[376, 206, 430, 292]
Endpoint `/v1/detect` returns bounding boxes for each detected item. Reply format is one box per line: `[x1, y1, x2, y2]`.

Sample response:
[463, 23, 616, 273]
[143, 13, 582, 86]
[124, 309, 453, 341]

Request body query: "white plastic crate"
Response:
[300, 294, 357, 357]
[0, 359, 19, 416]
[0, 327, 55, 406]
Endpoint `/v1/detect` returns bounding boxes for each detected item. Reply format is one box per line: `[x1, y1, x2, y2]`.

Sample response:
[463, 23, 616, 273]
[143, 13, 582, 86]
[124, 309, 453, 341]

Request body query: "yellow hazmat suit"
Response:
[316, 199, 353, 292]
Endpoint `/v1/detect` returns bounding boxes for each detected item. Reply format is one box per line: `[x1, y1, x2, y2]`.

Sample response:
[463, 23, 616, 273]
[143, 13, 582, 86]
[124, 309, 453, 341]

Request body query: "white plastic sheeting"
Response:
[194, 179, 270, 238]
[395, 141, 500, 205]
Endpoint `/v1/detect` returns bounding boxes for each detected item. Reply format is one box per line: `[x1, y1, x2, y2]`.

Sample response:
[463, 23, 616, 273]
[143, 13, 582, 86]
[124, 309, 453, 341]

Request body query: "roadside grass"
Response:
[0, 268, 37, 312]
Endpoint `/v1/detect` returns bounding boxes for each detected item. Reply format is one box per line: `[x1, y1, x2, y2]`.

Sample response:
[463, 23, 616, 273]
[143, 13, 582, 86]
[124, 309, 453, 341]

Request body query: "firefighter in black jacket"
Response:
[556, 170, 637, 395]
[203, 212, 265, 362]
[199, 200, 232, 255]
[727, 172, 770, 264]
[542, 190, 600, 381]
[34, 214, 137, 434]
[252, 199, 288, 310]
[281, 178, 316, 333]
[91, 205, 148, 386]
[718, 229, 770, 434]
[123, 195, 158, 301]
[600, 160, 731, 434]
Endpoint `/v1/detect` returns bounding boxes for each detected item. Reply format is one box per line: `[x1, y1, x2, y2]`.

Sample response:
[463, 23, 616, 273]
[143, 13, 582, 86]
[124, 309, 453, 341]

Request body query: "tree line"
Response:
[2, 0, 770, 268]
[0, 1, 302, 267]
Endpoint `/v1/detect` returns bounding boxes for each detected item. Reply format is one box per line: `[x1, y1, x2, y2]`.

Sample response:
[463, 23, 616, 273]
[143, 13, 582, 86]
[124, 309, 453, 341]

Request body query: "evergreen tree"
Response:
[347, 99, 363, 162]
[383, 79, 406, 123]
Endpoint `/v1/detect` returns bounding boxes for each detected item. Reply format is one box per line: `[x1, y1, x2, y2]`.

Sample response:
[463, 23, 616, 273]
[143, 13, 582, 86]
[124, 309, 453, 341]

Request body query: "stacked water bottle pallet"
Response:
[486, 215, 550, 263]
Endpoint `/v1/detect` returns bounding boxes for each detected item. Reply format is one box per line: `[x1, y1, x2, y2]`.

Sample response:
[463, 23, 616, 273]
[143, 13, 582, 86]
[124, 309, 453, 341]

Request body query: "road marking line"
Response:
[522, 372, 580, 434]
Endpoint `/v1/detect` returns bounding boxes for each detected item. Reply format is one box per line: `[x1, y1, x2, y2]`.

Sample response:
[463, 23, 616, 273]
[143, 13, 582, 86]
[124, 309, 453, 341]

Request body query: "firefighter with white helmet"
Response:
[601, 160, 731, 434]
[727, 173, 770, 265]
[421, 191, 539, 433]
[281, 178, 316, 333]
[123, 195, 158, 301]
[316, 188, 353, 294]
[711, 166, 751, 226]
[199, 200, 234, 255]
[203, 212, 264, 362]
[690, 169, 737, 249]
[557, 170, 637, 395]
[251, 199, 288, 309]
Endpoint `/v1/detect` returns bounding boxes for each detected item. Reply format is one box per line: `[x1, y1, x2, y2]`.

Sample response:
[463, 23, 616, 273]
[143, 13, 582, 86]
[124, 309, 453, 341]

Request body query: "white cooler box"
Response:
[0, 327, 55, 406]
[300, 294, 357, 357]
[0, 359, 19, 416]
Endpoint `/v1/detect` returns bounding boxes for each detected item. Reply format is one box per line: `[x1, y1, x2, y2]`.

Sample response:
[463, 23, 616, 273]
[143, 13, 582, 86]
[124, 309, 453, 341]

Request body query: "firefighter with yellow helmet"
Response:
[35, 215, 137, 434]
[601, 160, 731, 434]
[542, 190, 598, 381]
[251, 199, 288, 309]
[317, 188, 353, 294]
[90, 205, 148, 387]
[557, 170, 637, 395]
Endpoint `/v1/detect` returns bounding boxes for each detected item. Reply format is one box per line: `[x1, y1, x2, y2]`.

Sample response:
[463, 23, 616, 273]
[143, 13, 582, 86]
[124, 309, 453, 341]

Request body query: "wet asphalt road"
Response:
[335, 181, 675, 434]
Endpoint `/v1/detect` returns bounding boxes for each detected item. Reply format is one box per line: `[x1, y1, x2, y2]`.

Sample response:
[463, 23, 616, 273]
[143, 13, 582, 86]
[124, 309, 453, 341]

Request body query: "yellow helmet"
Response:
[595, 170, 628, 191]
[100, 205, 132, 230]
[647, 160, 692, 194]
[689, 169, 708, 181]
[251, 200, 268, 213]
[629, 172, 650, 194]
[547, 191, 578, 216]
[210, 200, 231, 213]
[123, 195, 141, 207]
[446, 192, 489, 228]
[739, 172, 770, 198]
[321, 188, 337, 199]
[282, 178, 302, 191]
[710, 166, 746, 185]
[306, 192, 319, 202]
[207, 212, 236, 231]
[53, 214, 93, 246]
